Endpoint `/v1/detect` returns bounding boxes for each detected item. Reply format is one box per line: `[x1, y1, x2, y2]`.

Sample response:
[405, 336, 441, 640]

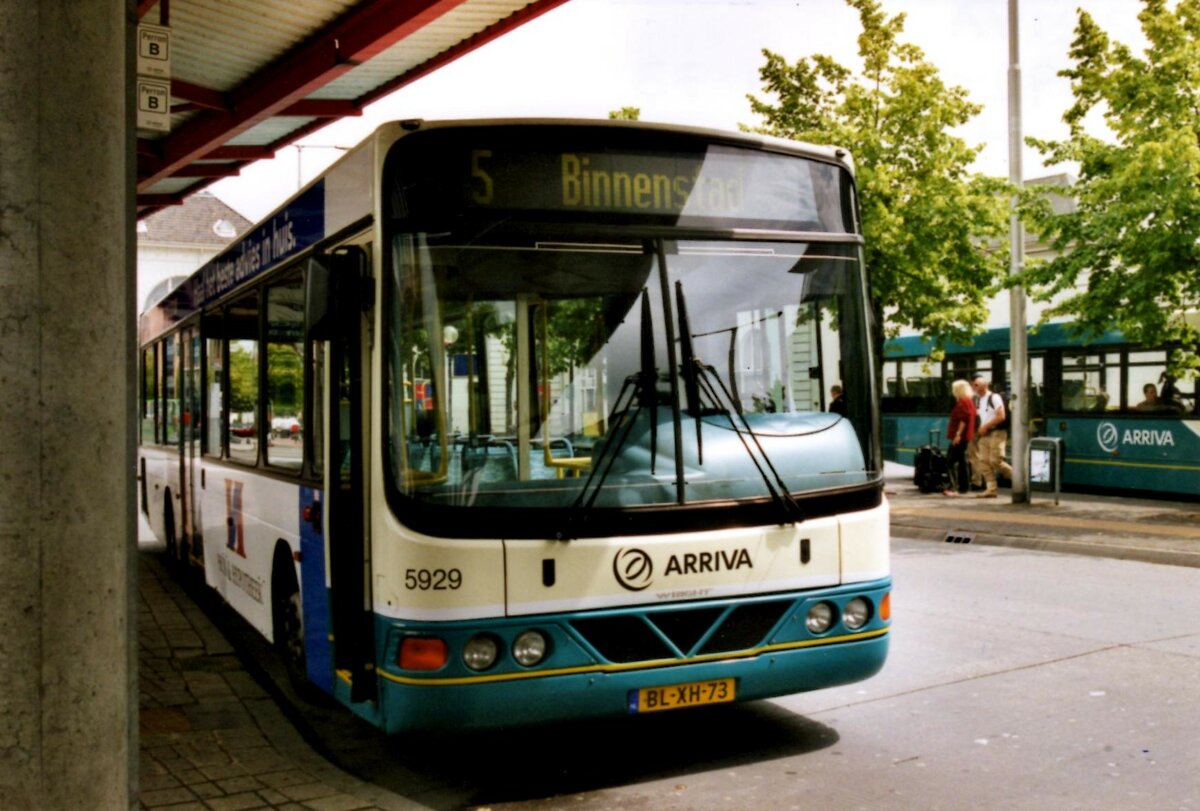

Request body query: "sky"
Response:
[211, 0, 1148, 223]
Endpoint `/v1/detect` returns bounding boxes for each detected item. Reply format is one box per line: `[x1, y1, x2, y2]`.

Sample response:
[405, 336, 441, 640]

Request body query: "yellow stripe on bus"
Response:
[1065, 457, 1200, 473]
[354, 626, 890, 688]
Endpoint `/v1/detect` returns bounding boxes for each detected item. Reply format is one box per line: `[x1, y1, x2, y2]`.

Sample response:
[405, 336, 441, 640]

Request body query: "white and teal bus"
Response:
[139, 119, 890, 732]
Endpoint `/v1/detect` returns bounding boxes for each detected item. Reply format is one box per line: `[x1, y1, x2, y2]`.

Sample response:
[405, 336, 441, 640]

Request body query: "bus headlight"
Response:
[462, 634, 499, 671]
[843, 597, 871, 630]
[512, 630, 548, 667]
[805, 602, 835, 634]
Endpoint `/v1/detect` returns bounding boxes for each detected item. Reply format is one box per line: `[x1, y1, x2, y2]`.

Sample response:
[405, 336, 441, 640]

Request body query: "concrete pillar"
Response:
[0, 2, 136, 808]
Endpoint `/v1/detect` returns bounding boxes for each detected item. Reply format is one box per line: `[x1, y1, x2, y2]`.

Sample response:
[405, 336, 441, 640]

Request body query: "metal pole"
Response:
[1008, 0, 1029, 503]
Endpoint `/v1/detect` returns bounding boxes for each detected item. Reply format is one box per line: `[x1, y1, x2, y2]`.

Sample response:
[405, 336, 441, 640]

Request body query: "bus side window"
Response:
[226, 291, 261, 465]
[309, 339, 325, 476]
[141, 345, 157, 445]
[204, 330, 224, 458]
[163, 334, 179, 446]
[1027, 355, 1045, 421]
[265, 272, 304, 472]
[1126, 351, 1168, 413]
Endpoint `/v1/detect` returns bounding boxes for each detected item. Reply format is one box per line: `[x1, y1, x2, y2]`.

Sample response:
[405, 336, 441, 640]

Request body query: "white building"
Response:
[983, 173, 1077, 328]
[137, 191, 251, 313]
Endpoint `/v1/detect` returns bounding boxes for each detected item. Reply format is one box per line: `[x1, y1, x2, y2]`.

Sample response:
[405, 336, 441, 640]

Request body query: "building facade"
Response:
[138, 191, 251, 312]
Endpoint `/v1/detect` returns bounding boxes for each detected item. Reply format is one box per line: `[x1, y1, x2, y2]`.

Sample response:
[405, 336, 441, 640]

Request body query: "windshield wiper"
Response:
[674, 281, 804, 525]
[559, 245, 803, 538]
[655, 240, 688, 506]
[560, 289, 658, 537]
[674, 281, 703, 463]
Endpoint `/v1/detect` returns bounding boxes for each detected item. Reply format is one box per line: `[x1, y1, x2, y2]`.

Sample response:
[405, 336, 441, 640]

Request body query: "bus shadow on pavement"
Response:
[377, 702, 839, 809]
[175, 552, 839, 810]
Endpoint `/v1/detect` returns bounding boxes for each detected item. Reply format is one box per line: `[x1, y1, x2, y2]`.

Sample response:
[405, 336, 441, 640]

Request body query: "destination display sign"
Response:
[388, 129, 852, 232]
[189, 181, 325, 307]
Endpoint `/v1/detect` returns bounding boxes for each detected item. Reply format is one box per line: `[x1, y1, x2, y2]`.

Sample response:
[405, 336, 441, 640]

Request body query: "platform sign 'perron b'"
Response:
[137, 24, 171, 132]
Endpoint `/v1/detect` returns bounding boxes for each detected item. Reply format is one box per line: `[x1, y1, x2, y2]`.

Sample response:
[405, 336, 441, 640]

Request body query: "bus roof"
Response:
[404, 117, 855, 168]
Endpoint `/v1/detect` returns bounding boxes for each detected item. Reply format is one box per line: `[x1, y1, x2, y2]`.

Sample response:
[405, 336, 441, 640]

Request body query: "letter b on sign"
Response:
[137, 79, 171, 132]
[137, 24, 171, 78]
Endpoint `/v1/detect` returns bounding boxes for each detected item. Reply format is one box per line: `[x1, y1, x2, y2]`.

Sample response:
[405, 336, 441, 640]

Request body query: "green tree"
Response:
[745, 0, 1010, 357]
[267, 343, 304, 416]
[228, 344, 258, 415]
[608, 106, 641, 121]
[1022, 0, 1200, 376]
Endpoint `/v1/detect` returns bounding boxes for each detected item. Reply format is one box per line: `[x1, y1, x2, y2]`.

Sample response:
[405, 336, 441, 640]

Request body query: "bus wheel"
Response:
[272, 558, 308, 693]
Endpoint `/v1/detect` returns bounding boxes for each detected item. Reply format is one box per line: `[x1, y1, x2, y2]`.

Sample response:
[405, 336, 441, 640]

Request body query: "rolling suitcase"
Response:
[913, 428, 950, 494]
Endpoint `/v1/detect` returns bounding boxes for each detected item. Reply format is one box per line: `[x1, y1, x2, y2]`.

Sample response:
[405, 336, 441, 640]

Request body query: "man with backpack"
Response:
[971, 373, 1013, 498]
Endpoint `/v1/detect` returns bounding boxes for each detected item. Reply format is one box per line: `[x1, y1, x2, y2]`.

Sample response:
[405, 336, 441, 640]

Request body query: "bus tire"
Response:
[271, 548, 310, 695]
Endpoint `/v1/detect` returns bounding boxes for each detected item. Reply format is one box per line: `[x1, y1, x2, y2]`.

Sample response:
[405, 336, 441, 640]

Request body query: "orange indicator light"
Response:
[880, 592, 891, 621]
[398, 637, 448, 671]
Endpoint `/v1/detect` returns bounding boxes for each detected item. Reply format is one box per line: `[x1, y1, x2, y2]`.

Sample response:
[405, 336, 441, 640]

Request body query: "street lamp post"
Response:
[1008, 0, 1029, 503]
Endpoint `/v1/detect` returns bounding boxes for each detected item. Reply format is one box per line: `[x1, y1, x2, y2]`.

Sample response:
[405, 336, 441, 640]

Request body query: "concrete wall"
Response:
[0, 2, 135, 808]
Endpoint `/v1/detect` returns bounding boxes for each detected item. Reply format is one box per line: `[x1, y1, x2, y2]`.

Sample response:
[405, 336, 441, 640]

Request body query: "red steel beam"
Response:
[138, 0, 170, 23]
[202, 145, 276, 161]
[279, 99, 362, 118]
[136, 194, 185, 208]
[170, 163, 246, 178]
[137, 0, 469, 191]
[249, 0, 573, 166]
[170, 79, 229, 111]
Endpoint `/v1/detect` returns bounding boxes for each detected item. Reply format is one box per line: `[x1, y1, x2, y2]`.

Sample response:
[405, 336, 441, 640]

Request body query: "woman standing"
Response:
[944, 379, 976, 496]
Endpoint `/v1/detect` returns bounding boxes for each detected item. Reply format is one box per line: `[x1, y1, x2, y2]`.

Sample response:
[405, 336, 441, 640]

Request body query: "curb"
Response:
[891, 520, 1200, 569]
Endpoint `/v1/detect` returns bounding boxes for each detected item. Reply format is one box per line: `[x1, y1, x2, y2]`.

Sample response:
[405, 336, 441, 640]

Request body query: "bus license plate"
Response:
[629, 678, 736, 713]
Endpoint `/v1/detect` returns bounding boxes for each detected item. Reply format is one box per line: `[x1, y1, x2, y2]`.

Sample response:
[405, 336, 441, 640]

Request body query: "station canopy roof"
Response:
[136, 0, 569, 218]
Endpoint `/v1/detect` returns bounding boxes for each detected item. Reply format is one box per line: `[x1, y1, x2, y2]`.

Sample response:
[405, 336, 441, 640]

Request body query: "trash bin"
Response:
[1029, 436, 1063, 505]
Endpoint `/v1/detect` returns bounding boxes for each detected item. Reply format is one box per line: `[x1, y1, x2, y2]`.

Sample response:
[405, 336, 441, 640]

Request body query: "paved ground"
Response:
[885, 462, 1200, 568]
[135, 469, 1200, 809]
[137, 546, 424, 811]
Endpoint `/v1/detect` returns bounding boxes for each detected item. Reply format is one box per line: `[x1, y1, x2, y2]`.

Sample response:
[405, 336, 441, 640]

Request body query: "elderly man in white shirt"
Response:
[971, 373, 1013, 498]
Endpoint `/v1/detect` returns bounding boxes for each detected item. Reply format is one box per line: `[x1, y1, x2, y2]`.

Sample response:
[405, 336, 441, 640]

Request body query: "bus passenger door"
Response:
[310, 248, 376, 703]
[181, 326, 204, 568]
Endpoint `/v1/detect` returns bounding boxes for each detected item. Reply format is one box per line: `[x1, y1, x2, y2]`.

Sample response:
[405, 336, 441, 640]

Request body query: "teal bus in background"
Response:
[882, 324, 1200, 498]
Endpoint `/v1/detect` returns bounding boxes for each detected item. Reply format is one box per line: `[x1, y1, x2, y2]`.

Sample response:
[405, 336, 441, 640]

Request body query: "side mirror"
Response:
[306, 248, 369, 340]
[304, 254, 333, 340]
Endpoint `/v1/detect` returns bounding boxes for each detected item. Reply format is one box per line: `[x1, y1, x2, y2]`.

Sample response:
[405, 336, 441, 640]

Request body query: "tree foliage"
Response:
[267, 343, 303, 416]
[744, 0, 1010, 355]
[608, 106, 641, 121]
[228, 344, 257, 414]
[1021, 0, 1200, 376]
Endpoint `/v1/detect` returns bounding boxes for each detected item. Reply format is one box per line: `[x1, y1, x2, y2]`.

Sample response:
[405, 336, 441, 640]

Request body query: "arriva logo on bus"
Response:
[613, 546, 754, 592]
[1096, 421, 1176, 454]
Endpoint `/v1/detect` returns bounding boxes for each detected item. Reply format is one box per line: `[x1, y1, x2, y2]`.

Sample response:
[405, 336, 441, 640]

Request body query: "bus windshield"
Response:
[382, 127, 877, 536]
